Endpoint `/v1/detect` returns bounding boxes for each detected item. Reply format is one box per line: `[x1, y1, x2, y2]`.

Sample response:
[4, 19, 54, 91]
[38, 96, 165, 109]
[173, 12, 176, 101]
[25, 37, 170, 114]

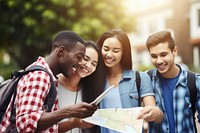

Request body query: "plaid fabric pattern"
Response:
[148, 65, 200, 133]
[0, 57, 58, 133]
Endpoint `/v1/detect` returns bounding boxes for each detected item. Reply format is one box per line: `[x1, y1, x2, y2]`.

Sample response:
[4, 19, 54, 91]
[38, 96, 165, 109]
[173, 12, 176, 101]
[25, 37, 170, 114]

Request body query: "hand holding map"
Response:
[83, 107, 144, 133]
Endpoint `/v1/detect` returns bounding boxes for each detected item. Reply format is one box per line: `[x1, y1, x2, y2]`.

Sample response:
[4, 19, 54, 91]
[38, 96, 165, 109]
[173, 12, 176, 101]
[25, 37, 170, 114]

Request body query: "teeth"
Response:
[105, 59, 113, 64]
[81, 67, 89, 73]
[158, 65, 165, 69]
[72, 67, 77, 73]
[84, 68, 89, 73]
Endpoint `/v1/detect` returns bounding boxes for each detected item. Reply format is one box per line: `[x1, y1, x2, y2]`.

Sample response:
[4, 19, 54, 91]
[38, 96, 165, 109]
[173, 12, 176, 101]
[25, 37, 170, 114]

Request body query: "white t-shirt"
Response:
[58, 83, 82, 133]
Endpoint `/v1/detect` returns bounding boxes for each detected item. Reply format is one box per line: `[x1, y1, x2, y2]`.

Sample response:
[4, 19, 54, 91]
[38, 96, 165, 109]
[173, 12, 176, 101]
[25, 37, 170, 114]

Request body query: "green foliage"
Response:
[0, 62, 18, 80]
[0, 0, 136, 70]
[189, 65, 200, 73]
[136, 65, 154, 72]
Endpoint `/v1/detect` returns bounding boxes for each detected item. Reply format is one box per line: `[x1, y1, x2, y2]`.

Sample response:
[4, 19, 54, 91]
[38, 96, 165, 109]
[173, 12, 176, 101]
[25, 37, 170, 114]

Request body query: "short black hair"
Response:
[52, 30, 85, 51]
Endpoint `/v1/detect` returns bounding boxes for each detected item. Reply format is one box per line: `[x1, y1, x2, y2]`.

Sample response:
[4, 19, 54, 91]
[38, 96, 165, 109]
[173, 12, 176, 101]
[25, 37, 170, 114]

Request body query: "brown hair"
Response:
[146, 30, 175, 52]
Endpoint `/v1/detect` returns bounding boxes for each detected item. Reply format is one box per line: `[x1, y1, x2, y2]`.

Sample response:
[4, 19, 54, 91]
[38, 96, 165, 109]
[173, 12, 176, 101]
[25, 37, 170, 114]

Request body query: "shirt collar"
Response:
[154, 64, 187, 87]
[28, 56, 57, 82]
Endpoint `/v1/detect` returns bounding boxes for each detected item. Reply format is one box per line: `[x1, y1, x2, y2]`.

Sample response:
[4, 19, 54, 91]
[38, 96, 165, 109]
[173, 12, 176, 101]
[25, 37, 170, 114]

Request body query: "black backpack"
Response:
[135, 71, 141, 106]
[0, 65, 57, 125]
[147, 69, 197, 132]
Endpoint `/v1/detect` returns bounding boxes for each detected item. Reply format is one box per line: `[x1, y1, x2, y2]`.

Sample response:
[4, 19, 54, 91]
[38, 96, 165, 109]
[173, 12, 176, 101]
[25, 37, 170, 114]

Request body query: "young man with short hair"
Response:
[0, 30, 97, 132]
[146, 30, 200, 133]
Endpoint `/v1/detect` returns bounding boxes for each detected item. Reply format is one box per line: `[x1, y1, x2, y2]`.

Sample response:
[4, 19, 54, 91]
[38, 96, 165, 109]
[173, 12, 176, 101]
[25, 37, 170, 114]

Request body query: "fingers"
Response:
[77, 102, 97, 118]
[137, 106, 151, 119]
[66, 102, 97, 118]
[143, 121, 149, 133]
[137, 106, 158, 122]
[142, 111, 155, 121]
[70, 118, 94, 129]
[79, 119, 94, 129]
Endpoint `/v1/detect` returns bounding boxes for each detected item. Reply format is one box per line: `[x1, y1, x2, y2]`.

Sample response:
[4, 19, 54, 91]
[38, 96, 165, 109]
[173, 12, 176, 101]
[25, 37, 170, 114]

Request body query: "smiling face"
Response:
[101, 37, 123, 68]
[77, 46, 98, 78]
[60, 42, 86, 77]
[149, 42, 177, 76]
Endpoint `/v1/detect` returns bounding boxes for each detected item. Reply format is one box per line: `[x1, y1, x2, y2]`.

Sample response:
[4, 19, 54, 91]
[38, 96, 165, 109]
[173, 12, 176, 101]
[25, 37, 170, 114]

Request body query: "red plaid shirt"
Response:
[0, 57, 59, 133]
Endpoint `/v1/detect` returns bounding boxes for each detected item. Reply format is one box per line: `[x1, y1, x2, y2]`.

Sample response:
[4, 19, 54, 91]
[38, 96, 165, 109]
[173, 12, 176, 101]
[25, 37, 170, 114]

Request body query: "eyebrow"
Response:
[150, 51, 168, 56]
[103, 45, 121, 50]
[85, 55, 98, 64]
[103, 45, 109, 48]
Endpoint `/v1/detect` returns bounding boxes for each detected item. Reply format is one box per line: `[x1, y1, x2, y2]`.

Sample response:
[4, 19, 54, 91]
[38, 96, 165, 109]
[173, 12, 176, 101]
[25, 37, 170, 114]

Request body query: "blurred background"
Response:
[0, 0, 200, 81]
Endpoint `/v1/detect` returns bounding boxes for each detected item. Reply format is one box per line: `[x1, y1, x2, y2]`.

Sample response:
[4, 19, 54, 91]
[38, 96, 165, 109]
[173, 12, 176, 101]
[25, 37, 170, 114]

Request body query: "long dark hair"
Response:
[81, 41, 106, 103]
[97, 29, 132, 70]
[81, 41, 105, 133]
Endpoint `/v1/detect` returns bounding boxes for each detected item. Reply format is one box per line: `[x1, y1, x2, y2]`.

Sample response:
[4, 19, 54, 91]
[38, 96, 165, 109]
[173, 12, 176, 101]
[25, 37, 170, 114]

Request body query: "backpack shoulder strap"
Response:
[135, 70, 141, 106]
[147, 69, 197, 113]
[187, 71, 197, 114]
[26, 65, 57, 112]
[8, 65, 57, 131]
[11, 65, 56, 119]
[187, 70, 197, 132]
[147, 69, 154, 80]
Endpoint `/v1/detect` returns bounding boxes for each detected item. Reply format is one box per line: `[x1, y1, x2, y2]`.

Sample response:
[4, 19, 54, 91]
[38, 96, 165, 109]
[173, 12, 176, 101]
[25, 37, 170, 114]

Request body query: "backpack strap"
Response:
[187, 70, 197, 132]
[25, 65, 57, 112]
[147, 69, 197, 113]
[187, 71, 197, 114]
[135, 71, 141, 106]
[10, 65, 57, 124]
[147, 69, 197, 132]
[147, 69, 153, 80]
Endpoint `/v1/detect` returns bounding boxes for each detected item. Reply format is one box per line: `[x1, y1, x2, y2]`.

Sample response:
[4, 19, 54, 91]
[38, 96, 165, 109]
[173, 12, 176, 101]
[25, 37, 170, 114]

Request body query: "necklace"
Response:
[74, 90, 78, 104]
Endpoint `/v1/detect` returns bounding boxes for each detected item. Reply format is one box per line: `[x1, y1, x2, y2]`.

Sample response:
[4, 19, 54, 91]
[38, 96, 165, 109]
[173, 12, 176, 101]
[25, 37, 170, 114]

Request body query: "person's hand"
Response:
[64, 102, 97, 118]
[143, 120, 149, 133]
[71, 118, 94, 129]
[137, 106, 163, 122]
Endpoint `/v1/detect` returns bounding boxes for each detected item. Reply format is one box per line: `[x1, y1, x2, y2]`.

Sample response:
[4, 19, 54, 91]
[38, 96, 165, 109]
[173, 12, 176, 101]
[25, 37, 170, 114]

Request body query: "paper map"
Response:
[83, 107, 144, 133]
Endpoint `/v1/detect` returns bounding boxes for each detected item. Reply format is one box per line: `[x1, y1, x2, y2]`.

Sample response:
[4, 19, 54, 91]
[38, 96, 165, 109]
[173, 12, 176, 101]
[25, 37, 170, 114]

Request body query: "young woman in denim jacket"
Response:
[97, 29, 163, 133]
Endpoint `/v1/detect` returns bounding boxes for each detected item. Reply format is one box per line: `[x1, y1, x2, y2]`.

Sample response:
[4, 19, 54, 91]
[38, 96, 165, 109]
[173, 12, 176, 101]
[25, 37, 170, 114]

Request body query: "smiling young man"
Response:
[0, 30, 97, 133]
[146, 30, 200, 133]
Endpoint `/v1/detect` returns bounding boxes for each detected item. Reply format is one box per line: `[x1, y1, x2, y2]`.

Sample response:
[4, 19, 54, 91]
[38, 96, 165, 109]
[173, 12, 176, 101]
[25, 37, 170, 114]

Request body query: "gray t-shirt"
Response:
[58, 83, 82, 133]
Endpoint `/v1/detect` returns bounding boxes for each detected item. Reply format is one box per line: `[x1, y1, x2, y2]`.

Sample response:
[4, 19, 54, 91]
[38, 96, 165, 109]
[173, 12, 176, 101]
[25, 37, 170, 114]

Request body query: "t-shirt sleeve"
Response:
[139, 71, 155, 98]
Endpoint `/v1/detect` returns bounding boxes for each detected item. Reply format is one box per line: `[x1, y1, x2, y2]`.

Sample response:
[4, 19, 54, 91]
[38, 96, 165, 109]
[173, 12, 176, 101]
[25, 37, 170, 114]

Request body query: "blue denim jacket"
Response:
[118, 70, 154, 108]
[100, 70, 154, 108]
[148, 65, 200, 133]
[100, 70, 154, 133]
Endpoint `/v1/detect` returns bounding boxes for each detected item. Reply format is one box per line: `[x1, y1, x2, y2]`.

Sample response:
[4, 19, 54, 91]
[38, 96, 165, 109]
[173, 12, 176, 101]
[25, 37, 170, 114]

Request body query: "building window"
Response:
[190, 3, 200, 38]
[198, 9, 200, 27]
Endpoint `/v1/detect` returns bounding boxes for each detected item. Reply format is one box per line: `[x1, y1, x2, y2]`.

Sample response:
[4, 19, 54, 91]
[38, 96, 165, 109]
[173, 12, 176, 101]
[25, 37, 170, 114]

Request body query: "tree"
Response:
[0, 0, 135, 77]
